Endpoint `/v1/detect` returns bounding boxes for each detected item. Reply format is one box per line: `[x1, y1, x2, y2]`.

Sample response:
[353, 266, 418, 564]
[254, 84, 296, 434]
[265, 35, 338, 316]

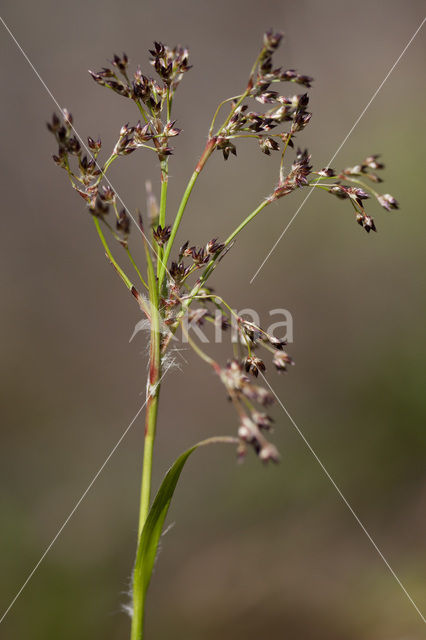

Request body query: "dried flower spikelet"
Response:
[238, 417, 254, 441]
[98, 185, 114, 203]
[87, 136, 102, 154]
[169, 261, 191, 283]
[263, 29, 283, 52]
[266, 335, 288, 350]
[89, 64, 132, 99]
[364, 154, 384, 171]
[153, 224, 171, 246]
[216, 315, 231, 331]
[183, 245, 210, 267]
[149, 41, 192, 92]
[90, 195, 109, 217]
[206, 238, 225, 256]
[238, 319, 263, 344]
[259, 443, 281, 463]
[280, 69, 313, 88]
[244, 356, 266, 377]
[259, 136, 280, 155]
[220, 360, 274, 406]
[219, 360, 274, 407]
[114, 123, 136, 156]
[47, 109, 80, 158]
[134, 121, 153, 144]
[111, 53, 129, 74]
[220, 359, 246, 393]
[273, 351, 294, 373]
[238, 416, 280, 463]
[249, 385, 275, 406]
[270, 147, 312, 201]
[116, 208, 131, 236]
[317, 167, 336, 177]
[377, 193, 399, 211]
[252, 411, 274, 430]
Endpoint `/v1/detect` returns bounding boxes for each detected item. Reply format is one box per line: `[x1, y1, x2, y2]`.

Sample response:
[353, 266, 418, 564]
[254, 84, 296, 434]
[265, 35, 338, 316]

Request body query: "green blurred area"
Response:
[0, 1, 425, 638]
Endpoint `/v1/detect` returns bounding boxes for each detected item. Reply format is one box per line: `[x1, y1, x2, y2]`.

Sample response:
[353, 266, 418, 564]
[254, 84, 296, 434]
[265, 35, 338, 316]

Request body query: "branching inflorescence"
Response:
[48, 30, 398, 639]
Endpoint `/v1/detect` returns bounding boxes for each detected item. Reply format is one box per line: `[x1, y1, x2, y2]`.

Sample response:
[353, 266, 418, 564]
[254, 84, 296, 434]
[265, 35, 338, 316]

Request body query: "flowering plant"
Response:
[48, 30, 398, 639]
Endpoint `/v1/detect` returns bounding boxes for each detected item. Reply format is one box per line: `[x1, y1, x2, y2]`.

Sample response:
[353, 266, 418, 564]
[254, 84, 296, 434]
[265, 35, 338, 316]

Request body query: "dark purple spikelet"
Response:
[153, 224, 171, 246]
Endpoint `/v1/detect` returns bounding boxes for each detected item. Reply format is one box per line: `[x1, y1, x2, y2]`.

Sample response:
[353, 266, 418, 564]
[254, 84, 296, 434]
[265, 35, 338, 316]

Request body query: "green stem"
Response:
[160, 170, 197, 275]
[344, 175, 381, 198]
[131, 219, 162, 640]
[138, 329, 161, 536]
[208, 95, 242, 136]
[224, 199, 269, 245]
[135, 100, 149, 124]
[181, 321, 219, 369]
[307, 183, 332, 191]
[157, 136, 217, 289]
[93, 217, 132, 289]
[212, 47, 263, 136]
[131, 336, 161, 640]
[125, 247, 149, 290]
[102, 153, 117, 176]
[156, 158, 169, 279]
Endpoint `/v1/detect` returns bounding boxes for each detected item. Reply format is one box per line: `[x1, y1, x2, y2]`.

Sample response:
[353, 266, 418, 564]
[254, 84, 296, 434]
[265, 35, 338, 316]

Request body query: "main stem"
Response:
[131, 271, 162, 640]
[138, 331, 161, 537]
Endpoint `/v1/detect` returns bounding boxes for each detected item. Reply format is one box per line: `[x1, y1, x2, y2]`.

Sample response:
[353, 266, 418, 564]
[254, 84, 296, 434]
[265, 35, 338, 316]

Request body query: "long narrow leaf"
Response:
[131, 436, 237, 637]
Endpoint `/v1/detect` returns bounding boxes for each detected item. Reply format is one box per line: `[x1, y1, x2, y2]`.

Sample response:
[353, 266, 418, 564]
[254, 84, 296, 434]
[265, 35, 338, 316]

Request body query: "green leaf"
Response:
[131, 436, 237, 639]
[134, 445, 195, 600]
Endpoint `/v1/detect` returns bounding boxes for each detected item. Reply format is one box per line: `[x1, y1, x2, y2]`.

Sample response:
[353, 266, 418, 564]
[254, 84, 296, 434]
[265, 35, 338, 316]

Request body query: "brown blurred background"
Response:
[0, 1, 425, 638]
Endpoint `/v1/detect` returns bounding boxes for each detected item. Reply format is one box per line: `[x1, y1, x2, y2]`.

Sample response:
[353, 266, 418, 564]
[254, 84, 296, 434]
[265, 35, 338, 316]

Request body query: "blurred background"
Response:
[0, 1, 425, 638]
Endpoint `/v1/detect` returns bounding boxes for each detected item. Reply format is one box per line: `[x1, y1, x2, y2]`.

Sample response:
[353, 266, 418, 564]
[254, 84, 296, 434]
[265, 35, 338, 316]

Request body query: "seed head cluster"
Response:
[312, 154, 399, 233]
[48, 31, 399, 464]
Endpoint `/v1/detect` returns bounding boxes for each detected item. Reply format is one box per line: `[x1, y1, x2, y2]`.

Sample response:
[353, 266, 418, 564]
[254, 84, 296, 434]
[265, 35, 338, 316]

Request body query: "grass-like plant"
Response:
[47, 30, 398, 639]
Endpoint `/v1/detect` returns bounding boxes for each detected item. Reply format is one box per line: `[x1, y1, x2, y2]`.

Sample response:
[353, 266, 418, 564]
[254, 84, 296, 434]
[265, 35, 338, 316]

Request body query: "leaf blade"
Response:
[131, 436, 237, 638]
[134, 445, 196, 599]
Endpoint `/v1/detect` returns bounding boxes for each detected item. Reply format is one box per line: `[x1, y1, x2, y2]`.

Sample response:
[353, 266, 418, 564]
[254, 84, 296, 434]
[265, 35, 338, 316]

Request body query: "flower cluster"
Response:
[220, 359, 273, 407]
[48, 110, 99, 179]
[48, 32, 399, 466]
[47, 110, 135, 246]
[311, 154, 399, 232]
[203, 30, 318, 215]
[89, 46, 190, 102]
[270, 147, 312, 200]
[219, 360, 279, 463]
[166, 239, 225, 282]
[149, 41, 191, 91]
[160, 239, 225, 325]
[89, 46, 188, 160]
[164, 295, 294, 462]
[214, 31, 312, 162]
[153, 224, 171, 246]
